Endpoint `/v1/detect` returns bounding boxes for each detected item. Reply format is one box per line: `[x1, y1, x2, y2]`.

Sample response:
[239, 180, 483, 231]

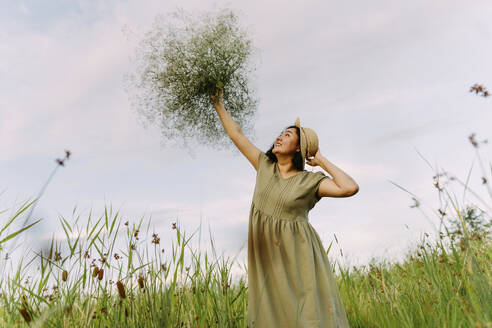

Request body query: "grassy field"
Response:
[0, 197, 490, 327]
[1, 139, 491, 327]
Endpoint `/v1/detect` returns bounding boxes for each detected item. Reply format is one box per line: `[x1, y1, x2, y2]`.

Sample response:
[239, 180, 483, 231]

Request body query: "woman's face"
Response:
[272, 127, 300, 156]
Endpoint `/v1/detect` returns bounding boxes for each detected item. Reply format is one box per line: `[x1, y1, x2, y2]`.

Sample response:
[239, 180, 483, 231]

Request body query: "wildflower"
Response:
[124, 221, 129, 226]
[83, 251, 90, 259]
[470, 83, 484, 93]
[114, 253, 120, 260]
[138, 275, 145, 289]
[54, 251, 62, 261]
[55, 158, 65, 166]
[161, 264, 167, 272]
[116, 280, 126, 299]
[152, 233, 160, 244]
[470, 83, 489, 97]
[134, 229, 139, 240]
[172, 222, 176, 230]
[468, 133, 482, 148]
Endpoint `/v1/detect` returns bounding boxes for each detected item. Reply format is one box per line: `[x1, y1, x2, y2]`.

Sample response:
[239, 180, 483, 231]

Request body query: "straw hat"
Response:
[294, 117, 319, 170]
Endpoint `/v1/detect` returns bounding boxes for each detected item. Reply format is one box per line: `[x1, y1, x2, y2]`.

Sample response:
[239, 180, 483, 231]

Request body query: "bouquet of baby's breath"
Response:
[125, 7, 260, 151]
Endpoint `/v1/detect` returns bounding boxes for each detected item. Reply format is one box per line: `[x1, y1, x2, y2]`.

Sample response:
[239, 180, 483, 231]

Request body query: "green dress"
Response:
[248, 151, 350, 328]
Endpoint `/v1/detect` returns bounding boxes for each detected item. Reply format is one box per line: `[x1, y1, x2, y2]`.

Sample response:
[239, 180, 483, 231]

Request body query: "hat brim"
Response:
[294, 117, 307, 170]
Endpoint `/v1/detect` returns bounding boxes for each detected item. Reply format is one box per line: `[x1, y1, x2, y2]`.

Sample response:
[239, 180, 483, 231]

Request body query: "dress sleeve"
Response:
[310, 171, 329, 204]
[257, 150, 269, 174]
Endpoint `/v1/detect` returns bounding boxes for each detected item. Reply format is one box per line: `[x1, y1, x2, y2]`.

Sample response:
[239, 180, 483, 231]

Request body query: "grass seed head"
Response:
[138, 275, 145, 289]
[18, 307, 31, 323]
[93, 266, 99, 278]
[116, 280, 126, 299]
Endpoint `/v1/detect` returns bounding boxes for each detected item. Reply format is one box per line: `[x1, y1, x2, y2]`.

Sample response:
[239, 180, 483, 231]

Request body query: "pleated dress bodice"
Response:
[251, 151, 326, 222]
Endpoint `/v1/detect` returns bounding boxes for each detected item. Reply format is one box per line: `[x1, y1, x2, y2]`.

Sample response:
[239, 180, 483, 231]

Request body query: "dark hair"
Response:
[265, 125, 303, 171]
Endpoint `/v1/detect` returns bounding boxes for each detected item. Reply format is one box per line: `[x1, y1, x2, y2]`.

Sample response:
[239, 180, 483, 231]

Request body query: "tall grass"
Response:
[339, 226, 491, 327]
[1, 128, 491, 327]
[337, 130, 492, 327]
[1, 188, 490, 327]
[0, 204, 248, 327]
[1, 160, 491, 327]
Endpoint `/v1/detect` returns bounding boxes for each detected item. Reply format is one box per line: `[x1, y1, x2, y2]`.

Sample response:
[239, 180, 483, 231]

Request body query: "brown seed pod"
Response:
[98, 268, 104, 280]
[93, 266, 99, 278]
[62, 270, 68, 282]
[116, 280, 126, 299]
[138, 275, 144, 289]
[18, 308, 31, 323]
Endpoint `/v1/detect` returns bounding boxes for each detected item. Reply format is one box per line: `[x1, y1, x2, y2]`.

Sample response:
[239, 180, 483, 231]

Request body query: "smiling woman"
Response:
[268, 126, 305, 175]
[211, 89, 358, 327]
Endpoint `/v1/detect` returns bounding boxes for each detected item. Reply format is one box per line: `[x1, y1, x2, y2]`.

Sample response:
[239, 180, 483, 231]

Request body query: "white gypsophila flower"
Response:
[125, 7, 260, 153]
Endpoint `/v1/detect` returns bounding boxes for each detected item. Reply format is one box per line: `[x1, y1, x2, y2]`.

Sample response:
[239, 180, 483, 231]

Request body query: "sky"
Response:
[1, 0, 492, 280]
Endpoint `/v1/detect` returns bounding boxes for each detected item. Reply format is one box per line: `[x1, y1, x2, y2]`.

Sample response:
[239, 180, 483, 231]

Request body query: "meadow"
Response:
[1, 136, 491, 328]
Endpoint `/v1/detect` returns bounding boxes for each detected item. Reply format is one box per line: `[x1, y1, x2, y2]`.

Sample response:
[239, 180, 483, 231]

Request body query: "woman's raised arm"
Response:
[211, 88, 261, 171]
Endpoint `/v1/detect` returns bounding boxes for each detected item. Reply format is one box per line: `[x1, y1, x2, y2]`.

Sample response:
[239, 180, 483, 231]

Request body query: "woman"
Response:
[211, 88, 358, 328]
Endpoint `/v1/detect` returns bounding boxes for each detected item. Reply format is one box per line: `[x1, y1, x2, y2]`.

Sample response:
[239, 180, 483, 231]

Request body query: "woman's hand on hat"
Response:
[306, 149, 322, 167]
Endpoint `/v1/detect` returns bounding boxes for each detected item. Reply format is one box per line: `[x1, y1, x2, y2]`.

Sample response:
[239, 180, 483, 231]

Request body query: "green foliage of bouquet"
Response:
[125, 7, 260, 151]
